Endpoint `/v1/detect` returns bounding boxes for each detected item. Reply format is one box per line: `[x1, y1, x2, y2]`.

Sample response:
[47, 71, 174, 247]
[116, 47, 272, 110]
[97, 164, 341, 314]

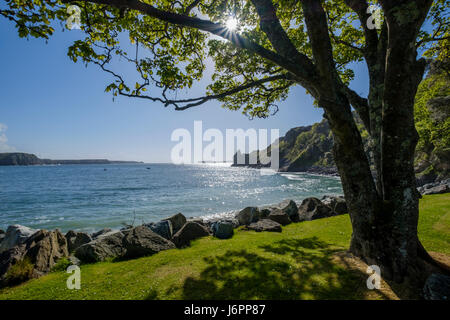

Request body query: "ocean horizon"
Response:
[0, 163, 342, 233]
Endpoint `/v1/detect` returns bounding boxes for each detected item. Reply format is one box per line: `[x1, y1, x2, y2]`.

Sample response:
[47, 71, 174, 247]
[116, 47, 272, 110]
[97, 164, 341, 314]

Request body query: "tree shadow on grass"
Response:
[175, 237, 392, 300]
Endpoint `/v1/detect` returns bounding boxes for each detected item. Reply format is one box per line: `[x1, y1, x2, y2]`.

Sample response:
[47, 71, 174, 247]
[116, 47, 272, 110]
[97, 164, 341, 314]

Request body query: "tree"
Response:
[2, 0, 449, 286]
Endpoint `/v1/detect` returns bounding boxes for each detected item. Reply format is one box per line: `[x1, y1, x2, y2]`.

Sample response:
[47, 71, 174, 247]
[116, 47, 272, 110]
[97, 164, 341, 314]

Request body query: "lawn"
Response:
[0, 194, 449, 300]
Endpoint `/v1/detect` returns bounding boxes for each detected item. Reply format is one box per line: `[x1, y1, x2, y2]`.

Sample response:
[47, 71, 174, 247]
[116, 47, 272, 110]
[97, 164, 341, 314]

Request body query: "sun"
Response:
[225, 17, 238, 31]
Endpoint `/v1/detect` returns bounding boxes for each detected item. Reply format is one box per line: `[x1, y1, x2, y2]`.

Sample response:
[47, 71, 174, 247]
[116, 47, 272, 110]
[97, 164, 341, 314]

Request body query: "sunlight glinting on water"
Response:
[0, 164, 342, 232]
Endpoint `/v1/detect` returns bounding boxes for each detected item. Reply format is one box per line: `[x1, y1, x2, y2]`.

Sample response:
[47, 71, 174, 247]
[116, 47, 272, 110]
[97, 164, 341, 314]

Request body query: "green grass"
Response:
[0, 194, 449, 300]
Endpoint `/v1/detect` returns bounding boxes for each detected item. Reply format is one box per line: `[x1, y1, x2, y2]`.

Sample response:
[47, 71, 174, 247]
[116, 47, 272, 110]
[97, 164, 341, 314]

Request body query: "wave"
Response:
[280, 173, 306, 181]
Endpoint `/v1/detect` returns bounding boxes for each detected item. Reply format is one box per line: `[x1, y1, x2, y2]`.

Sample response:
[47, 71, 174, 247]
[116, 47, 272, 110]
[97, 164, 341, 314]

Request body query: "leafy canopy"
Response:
[1, 0, 449, 118]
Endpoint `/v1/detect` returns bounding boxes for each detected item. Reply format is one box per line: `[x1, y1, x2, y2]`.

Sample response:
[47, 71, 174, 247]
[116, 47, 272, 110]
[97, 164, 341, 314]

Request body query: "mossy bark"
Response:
[320, 0, 436, 285]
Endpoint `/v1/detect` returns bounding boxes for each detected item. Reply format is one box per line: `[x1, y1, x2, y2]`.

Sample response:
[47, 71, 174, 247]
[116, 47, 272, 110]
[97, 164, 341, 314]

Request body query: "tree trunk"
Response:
[318, 1, 438, 286]
[323, 92, 429, 286]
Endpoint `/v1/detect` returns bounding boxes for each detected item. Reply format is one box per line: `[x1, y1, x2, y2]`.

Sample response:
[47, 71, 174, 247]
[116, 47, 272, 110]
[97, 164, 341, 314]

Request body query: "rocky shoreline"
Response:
[250, 163, 450, 191]
[0, 195, 348, 288]
[1, 190, 449, 299]
[1, 180, 449, 287]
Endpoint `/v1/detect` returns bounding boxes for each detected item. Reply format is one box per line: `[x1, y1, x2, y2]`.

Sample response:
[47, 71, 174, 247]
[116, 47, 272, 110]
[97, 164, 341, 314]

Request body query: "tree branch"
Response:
[329, 29, 364, 53]
[184, 0, 201, 15]
[63, 0, 310, 83]
[342, 86, 371, 131]
[119, 74, 293, 110]
[250, 0, 317, 80]
[301, 0, 337, 98]
[344, 0, 379, 64]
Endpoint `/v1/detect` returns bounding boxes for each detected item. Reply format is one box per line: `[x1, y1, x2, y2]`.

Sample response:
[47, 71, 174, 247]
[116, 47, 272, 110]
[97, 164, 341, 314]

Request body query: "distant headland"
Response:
[0, 153, 143, 166]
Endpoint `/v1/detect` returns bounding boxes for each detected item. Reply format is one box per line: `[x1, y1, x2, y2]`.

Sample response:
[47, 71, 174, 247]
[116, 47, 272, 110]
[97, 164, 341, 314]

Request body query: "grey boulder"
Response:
[76, 226, 175, 263]
[0, 225, 38, 253]
[321, 195, 348, 215]
[122, 226, 175, 259]
[277, 200, 299, 222]
[65, 230, 92, 252]
[187, 218, 207, 226]
[0, 229, 68, 286]
[163, 213, 187, 234]
[75, 230, 126, 263]
[423, 273, 450, 300]
[247, 219, 282, 232]
[91, 228, 112, 239]
[172, 222, 210, 248]
[258, 208, 272, 219]
[22, 229, 68, 275]
[268, 209, 292, 226]
[211, 221, 234, 239]
[0, 246, 26, 286]
[236, 207, 260, 226]
[145, 220, 173, 240]
[298, 197, 334, 221]
[333, 198, 348, 215]
[259, 200, 299, 222]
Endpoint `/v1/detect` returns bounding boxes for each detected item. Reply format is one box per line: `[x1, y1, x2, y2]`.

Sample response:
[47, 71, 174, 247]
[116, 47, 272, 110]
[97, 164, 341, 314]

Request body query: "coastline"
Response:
[1, 162, 447, 234]
[0, 192, 351, 287]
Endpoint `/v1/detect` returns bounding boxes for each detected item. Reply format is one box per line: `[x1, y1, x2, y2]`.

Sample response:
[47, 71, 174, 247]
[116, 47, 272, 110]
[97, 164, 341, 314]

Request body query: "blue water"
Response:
[0, 164, 342, 232]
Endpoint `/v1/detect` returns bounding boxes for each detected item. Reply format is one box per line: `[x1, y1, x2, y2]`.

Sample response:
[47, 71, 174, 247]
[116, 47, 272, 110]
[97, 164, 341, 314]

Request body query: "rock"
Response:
[145, 220, 173, 240]
[227, 218, 240, 229]
[91, 228, 112, 239]
[211, 221, 234, 239]
[298, 197, 334, 221]
[422, 184, 450, 195]
[247, 219, 282, 232]
[75, 226, 176, 263]
[23, 229, 68, 276]
[236, 207, 260, 226]
[259, 200, 299, 222]
[0, 229, 68, 286]
[0, 225, 37, 253]
[0, 229, 5, 244]
[187, 218, 206, 226]
[423, 273, 450, 300]
[268, 209, 292, 226]
[65, 230, 92, 252]
[277, 200, 299, 222]
[333, 197, 348, 215]
[120, 225, 133, 231]
[321, 195, 333, 206]
[172, 222, 210, 248]
[321, 195, 347, 215]
[259, 208, 272, 219]
[122, 226, 175, 259]
[75, 231, 126, 263]
[0, 246, 27, 286]
[0, 152, 43, 166]
[163, 213, 187, 234]
[205, 218, 239, 233]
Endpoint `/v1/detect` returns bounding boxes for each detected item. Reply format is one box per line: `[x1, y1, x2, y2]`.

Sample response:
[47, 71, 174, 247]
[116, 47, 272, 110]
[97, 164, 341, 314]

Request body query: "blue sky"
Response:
[0, 17, 369, 163]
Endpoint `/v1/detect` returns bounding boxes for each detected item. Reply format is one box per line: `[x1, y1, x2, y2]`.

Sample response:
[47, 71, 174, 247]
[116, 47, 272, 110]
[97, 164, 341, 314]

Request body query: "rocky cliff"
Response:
[233, 60, 449, 182]
[0, 153, 143, 166]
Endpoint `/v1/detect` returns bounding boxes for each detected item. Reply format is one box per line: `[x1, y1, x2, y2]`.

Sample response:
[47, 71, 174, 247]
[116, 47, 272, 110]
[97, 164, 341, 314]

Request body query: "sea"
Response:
[0, 163, 343, 233]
